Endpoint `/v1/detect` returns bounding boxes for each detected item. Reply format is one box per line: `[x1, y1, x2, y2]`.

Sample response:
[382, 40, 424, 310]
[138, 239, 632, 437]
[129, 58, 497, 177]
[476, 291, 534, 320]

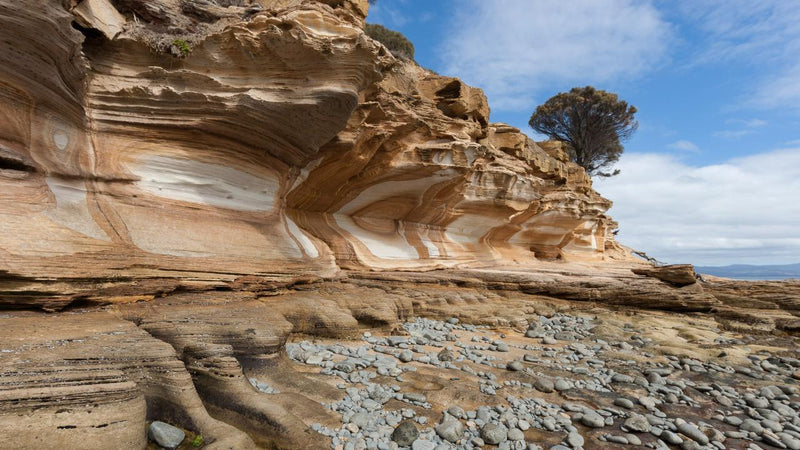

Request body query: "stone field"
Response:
[284, 315, 800, 450]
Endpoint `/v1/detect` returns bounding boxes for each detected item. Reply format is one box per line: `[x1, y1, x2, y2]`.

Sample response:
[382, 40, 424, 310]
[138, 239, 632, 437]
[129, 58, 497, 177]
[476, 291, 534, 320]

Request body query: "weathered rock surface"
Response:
[0, 0, 640, 313]
[632, 264, 697, 286]
[1, 1, 799, 450]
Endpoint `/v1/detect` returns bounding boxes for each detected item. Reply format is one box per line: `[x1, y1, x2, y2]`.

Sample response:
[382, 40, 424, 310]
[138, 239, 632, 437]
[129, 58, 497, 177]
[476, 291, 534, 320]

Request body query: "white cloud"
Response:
[713, 118, 768, 140]
[678, 1, 800, 111]
[726, 118, 767, 128]
[594, 148, 800, 265]
[366, 0, 410, 27]
[751, 62, 800, 111]
[440, 0, 671, 113]
[668, 140, 699, 152]
[712, 130, 754, 140]
[679, 1, 800, 65]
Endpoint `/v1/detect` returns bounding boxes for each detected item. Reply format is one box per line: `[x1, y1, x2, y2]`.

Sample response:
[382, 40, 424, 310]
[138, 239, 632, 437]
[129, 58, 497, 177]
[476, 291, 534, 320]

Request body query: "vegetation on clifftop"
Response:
[365, 23, 415, 60]
[529, 86, 637, 178]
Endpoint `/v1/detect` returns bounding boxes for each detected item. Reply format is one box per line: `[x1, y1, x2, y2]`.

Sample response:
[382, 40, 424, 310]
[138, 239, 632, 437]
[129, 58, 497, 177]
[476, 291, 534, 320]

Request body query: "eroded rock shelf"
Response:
[0, 1, 797, 449]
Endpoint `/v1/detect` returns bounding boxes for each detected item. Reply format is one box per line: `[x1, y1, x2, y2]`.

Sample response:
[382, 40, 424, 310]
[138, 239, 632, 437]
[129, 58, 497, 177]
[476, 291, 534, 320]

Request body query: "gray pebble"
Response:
[148, 421, 185, 450]
[481, 423, 508, 445]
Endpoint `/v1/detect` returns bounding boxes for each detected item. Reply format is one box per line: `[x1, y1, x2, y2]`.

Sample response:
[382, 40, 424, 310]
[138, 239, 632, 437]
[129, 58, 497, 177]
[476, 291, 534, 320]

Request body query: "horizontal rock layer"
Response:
[1, 276, 797, 448]
[1, 2, 798, 448]
[0, 0, 633, 311]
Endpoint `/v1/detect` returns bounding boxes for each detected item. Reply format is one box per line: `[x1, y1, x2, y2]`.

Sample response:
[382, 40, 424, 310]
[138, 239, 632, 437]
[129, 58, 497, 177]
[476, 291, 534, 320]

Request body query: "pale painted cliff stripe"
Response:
[44, 177, 110, 241]
[334, 214, 419, 260]
[285, 216, 319, 258]
[338, 171, 457, 215]
[129, 155, 279, 212]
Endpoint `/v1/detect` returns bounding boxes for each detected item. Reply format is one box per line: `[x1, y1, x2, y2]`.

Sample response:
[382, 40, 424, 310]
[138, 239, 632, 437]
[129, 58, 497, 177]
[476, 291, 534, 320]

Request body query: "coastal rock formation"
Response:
[1, 0, 625, 311]
[0, 1, 798, 450]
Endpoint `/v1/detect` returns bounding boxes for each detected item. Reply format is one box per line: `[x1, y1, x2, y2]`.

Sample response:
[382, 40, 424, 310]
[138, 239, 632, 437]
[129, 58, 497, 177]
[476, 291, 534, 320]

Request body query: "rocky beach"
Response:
[0, 1, 797, 449]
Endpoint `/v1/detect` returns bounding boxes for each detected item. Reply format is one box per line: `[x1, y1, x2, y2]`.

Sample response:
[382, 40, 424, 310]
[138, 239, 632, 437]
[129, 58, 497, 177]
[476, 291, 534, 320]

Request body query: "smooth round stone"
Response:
[566, 431, 584, 448]
[496, 342, 510, 352]
[612, 373, 634, 383]
[398, 350, 413, 363]
[542, 336, 557, 345]
[411, 440, 436, 450]
[580, 411, 605, 428]
[762, 419, 783, 433]
[623, 414, 651, 433]
[676, 420, 709, 445]
[481, 423, 508, 445]
[534, 378, 555, 393]
[660, 430, 683, 445]
[148, 421, 185, 450]
[724, 416, 743, 426]
[614, 398, 634, 409]
[607, 435, 628, 444]
[508, 428, 525, 441]
[625, 434, 642, 445]
[434, 417, 464, 443]
[638, 396, 657, 410]
[447, 406, 466, 419]
[778, 432, 800, 450]
[404, 393, 426, 403]
[714, 394, 734, 407]
[508, 360, 524, 372]
[741, 419, 764, 434]
[392, 420, 419, 447]
[554, 379, 571, 391]
[745, 396, 770, 409]
[762, 432, 788, 449]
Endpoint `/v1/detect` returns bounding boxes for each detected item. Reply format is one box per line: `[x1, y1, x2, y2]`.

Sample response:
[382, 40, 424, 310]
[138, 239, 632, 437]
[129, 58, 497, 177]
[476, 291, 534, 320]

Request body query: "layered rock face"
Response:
[0, 0, 623, 310]
[1, 2, 798, 450]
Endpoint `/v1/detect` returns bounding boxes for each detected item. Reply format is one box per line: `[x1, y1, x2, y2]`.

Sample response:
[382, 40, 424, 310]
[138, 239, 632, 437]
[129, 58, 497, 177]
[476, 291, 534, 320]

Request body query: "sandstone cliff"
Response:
[1, 2, 798, 450]
[0, 0, 631, 311]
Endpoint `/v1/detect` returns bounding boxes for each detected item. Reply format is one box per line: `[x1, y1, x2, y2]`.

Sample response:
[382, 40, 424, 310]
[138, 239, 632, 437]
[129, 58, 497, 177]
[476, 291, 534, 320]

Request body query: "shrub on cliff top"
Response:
[365, 23, 415, 60]
[529, 86, 637, 177]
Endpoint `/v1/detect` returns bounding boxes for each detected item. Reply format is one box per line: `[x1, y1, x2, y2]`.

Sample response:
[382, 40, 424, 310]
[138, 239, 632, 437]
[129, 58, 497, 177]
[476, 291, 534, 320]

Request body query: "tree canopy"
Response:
[528, 86, 637, 177]
[364, 23, 414, 60]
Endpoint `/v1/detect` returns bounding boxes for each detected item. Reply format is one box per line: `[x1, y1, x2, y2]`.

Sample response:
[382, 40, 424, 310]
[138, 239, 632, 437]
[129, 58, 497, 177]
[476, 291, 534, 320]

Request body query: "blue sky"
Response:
[367, 0, 800, 266]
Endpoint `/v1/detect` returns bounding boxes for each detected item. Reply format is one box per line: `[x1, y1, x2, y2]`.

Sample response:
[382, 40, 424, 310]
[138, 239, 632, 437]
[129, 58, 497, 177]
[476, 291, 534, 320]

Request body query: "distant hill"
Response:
[695, 263, 800, 280]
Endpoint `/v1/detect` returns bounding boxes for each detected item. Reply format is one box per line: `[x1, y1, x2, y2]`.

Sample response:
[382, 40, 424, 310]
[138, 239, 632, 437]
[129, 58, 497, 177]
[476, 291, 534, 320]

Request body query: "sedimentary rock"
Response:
[1, 0, 632, 312]
[632, 264, 697, 286]
[1, 1, 798, 449]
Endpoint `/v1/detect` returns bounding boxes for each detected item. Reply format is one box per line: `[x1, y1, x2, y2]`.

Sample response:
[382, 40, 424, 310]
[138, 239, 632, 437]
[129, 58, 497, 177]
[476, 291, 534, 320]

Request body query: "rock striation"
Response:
[0, 1, 798, 449]
[0, 0, 630, 311]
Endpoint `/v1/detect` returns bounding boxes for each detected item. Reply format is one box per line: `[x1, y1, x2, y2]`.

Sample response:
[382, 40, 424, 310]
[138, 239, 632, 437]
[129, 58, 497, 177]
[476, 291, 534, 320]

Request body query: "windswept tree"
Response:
[529, 86, 637, 177]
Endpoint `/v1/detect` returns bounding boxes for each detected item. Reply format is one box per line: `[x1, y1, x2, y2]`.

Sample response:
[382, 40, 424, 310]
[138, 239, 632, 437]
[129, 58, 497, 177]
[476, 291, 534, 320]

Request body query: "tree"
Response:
[528, 86, 637, 177]
[364, 23, 414, 60]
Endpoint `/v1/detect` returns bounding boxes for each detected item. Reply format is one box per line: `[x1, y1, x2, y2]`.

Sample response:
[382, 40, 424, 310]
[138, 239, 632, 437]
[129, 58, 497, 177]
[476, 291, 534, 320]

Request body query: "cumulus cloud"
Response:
[594, 148, 800, 265]
[668, 140, 699, 152]
[439, 0, 671, 112]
